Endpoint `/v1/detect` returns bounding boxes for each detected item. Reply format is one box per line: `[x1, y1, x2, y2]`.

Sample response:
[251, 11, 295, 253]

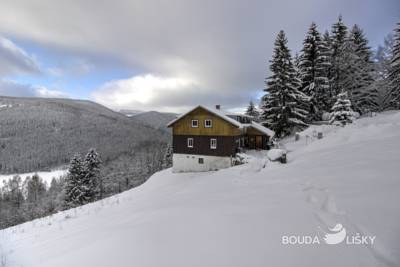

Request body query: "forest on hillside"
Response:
[0, 97, 169, 173]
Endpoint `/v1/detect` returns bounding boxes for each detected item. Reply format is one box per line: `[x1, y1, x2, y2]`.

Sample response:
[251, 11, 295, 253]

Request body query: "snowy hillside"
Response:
[130, 111, 177, 132]
[1, 112, 400, 267]
[0, 96, 168, 174]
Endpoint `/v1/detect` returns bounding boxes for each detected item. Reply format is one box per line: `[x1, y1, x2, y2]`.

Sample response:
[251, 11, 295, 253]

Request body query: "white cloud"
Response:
[35, 86, 68, 98]
[0, 0, 397, 111]
[92, 74, 196, 111]
[0, 36, 40, 76]
[0, 79, 68, 98]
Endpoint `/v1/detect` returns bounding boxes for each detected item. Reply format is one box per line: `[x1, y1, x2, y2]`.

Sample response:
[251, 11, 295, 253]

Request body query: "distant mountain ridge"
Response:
[0, 96, 169, 174]
[118, 109, 144, 117]
[130, 111, 177, 132]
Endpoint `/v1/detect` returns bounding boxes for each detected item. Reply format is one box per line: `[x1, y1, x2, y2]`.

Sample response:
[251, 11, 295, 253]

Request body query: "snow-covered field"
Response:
[1, 111, 400, 267]
[0, 169, 67, 187]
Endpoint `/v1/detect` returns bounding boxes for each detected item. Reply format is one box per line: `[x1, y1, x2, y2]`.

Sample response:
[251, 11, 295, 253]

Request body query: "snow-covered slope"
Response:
[130, 111, 177, 132]
[1, 112, 400, 267]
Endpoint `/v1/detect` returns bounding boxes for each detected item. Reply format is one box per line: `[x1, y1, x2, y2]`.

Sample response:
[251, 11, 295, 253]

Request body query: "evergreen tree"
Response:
[293, 52, 302, 81]
[261, 30, 310, 137]
[245, 100, 260, 121]
[330, 91, 354, 126]
[322, 31, 335, 105]
[349, 25, 378, 113]
[82, 148, 102, 202]
[162, 144, 173, 169]
[63, 154, 84, 208]
[299, 22, 331, 120]
[388, 22, 400, 109]
[338, 34, 363, 105]
[299, 22, 321, 94]
[374, 34, 394, 109]
[330, 15, 348, 96]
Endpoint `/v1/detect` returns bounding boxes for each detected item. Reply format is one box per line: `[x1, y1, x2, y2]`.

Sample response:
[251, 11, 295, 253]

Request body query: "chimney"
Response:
[215, 104, 220, 110]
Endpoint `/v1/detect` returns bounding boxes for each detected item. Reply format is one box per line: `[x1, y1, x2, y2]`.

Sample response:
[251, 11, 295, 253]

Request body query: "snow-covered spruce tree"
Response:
[374, 34, 394, 110]
[245, 100, 260, 121]
[82, 148, 102, 202]
[162, 144, 173, 169]
[293, 52, 302, 81]
[322, 31, 335, 106]
[337, 32, 364, 110]
[261, 30, 310, 137]
[330, 15, 348, 97]
[63, 154, 84, 208]
[330, 91, 354, 126]
[298, 22, 331, 120]
[348, 25, 378, 113]
[388, 22, 400, 109]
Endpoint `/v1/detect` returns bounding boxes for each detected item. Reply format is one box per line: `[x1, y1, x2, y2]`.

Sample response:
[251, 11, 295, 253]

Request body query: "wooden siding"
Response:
[246, 126, 266, 136]
[173, 135, 239, 157]
[171, 107, 242, 136]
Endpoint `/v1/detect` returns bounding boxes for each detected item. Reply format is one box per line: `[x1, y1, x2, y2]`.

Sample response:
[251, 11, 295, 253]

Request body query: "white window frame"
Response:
[187, 138, 194, 148]
[204, 119, 212, 128]
[191, 120, 199, 128]
[210, 138, 217, 149]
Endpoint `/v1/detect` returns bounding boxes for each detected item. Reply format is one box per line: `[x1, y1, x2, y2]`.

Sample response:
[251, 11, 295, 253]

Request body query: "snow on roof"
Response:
[248, 121, 275, 137]
[167, 105, 243, 128]
[166, 105, 275, 137]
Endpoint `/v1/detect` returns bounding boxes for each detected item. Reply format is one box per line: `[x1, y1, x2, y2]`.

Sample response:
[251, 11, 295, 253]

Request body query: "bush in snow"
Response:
[329, 91, 355, 126]
[267, 149, 286, 161]
[321, 112, 331, 121]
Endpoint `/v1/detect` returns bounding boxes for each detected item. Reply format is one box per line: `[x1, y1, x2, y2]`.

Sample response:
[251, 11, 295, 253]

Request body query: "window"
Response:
[210, 138, 217, 149]
[187, 138, 193, 148]
[198, 158, 204, 164]
[205, 119, 212, 128]
[191, 120, 199, 128]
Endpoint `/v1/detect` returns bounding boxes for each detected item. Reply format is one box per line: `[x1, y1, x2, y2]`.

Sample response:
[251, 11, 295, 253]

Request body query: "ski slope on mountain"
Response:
[1, 112, 400, 267]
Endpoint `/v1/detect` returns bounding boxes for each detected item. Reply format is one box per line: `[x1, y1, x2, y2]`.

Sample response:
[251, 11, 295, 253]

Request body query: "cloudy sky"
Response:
[0, 0, 398, 112]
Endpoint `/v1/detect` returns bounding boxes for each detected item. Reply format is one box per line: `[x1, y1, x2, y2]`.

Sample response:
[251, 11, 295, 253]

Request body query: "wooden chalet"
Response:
[167, 105, 275, 172]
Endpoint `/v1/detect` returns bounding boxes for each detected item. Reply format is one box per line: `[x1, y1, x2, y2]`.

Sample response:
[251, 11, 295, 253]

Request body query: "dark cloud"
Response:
[0, 0, 398, 111]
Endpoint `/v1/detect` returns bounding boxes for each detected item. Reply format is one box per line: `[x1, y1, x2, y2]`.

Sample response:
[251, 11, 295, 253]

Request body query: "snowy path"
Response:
[1, 112, 400, 267]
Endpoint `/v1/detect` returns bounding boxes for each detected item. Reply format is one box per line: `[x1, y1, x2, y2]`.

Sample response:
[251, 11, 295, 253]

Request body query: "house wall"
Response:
[246, 126, 270, 149]
[171, 107, 242, 136]
[173, 135, 239, 157]
[172, 153, 232, 172]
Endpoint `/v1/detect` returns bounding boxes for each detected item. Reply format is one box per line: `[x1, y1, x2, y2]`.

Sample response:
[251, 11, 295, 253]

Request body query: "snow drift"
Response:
[1, 112, 400, 267]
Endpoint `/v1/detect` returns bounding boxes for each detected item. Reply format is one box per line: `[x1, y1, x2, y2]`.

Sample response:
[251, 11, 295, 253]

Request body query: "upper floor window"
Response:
[187, 138, 194, 148]
[204, 119, 212, 128]
[191, 120, 199, 128]
[210, 138, 217, 149]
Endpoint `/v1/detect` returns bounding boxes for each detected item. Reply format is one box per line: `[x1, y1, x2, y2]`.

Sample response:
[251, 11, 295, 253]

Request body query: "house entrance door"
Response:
[255, 136, 262, 149]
